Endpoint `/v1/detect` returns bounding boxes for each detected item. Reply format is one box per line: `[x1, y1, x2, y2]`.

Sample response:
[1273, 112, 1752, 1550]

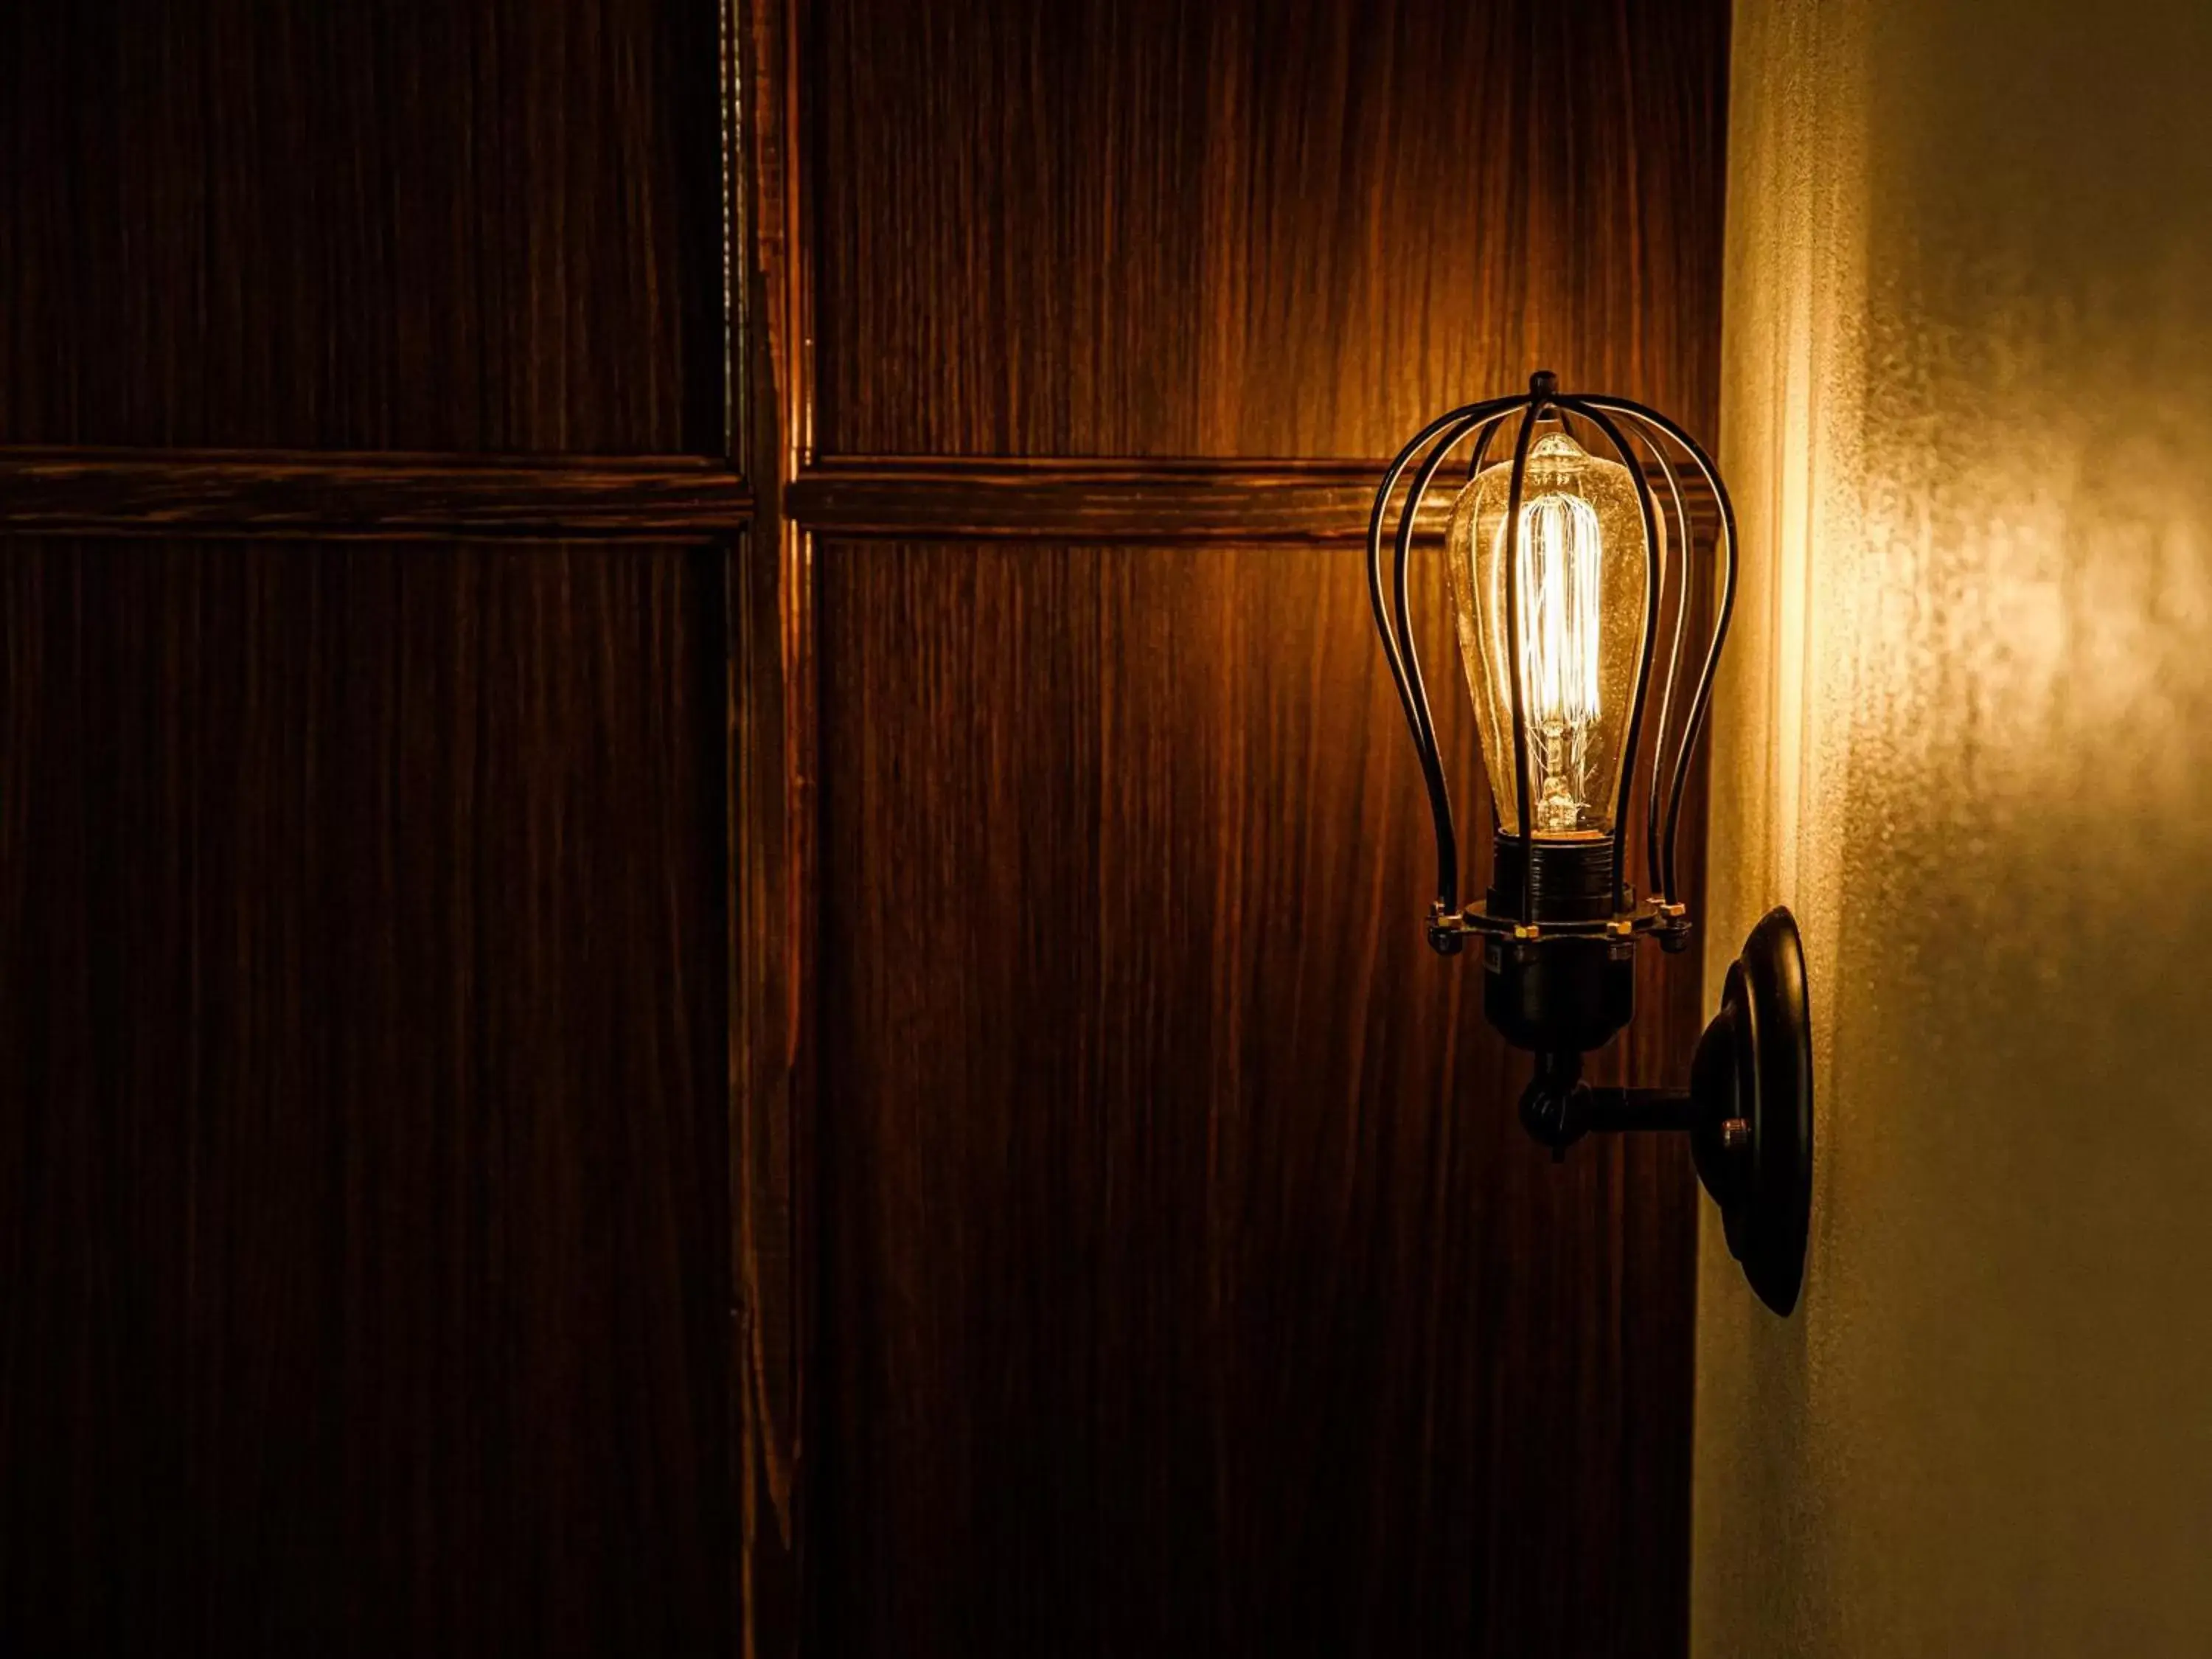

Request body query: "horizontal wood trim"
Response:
[791, 456, 1385, 543]
[0, 448, 1717, 547]
[788, 456, 1718, 545]
[0, 448, 752, 538]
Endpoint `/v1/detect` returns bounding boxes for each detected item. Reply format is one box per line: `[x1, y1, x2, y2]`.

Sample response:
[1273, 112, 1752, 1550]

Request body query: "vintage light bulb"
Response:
[1445, 425, 1653, 840]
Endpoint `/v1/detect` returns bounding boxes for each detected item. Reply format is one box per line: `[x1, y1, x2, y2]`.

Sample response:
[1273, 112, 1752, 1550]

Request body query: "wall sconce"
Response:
[1366, 371, 1812, 1314]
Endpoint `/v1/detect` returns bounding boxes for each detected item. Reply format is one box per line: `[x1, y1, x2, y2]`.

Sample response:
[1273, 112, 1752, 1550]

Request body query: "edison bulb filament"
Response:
[1444, 426, 1652, 841]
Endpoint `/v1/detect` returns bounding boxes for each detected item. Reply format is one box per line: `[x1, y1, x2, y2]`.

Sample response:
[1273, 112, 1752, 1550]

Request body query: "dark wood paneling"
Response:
[783, 0, 1732, 1650]
[788, 455, 1719, 544]
[0, 448, 750, 538]
[813, 540, 1698, 1656]
[813, 0, 1730, 458]
[0, 538, 734, 1656]
[0, 0, 724, 453]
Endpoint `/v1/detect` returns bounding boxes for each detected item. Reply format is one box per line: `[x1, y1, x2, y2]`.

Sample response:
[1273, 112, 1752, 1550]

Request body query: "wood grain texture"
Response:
[812, 540, 1700, 1657]
[812, 0, 1731, 457]
[0, 538, 734, 1656]
[0, 0, 725, 453]
[779, 0, 1733, 1651]
[729, 517, 808, 1656]
[0, 448, 750, 538]
[787, 454, 1719, 544]
[734, 1, 817, 1650]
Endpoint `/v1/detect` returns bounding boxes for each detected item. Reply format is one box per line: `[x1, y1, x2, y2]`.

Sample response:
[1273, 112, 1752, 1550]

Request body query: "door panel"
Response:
[0, 0, 724, 451]
[811, 540, 1697, 1655]
[814, 0, 1730, 457]
[789, 0, 1728, 1648]
[0, 538, 734, 1655]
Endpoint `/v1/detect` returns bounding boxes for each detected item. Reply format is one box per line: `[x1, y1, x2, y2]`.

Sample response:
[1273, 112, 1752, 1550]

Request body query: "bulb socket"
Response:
[1487, 833, 1618, 924]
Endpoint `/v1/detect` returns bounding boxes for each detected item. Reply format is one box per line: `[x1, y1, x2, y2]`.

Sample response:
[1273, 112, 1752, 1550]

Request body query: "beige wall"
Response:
[1696, 1, 2212, 1653]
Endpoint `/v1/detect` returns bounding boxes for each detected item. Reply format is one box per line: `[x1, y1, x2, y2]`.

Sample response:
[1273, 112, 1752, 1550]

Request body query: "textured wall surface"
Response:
[1697, 1, 2212, 1654]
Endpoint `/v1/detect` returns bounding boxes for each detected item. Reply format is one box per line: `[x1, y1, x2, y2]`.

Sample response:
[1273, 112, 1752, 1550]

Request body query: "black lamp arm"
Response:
[1508, 911, 1814, 1318]
[1517, 1050, 1710, 1152]
[1583, 1086, 1703, 1133]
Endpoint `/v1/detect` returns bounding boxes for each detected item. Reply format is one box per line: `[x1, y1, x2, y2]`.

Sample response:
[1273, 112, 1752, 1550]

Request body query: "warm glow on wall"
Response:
[1696, 2, 2212, 1653]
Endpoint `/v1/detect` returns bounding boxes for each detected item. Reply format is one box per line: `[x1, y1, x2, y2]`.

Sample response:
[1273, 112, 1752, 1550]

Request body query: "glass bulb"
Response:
[1445, 426, 1653, 839]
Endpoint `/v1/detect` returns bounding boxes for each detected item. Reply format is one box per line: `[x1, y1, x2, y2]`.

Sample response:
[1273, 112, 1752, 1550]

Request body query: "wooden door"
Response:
[0, 1, 752, 1652]
[0, 1, 1729, 1653]
[755, 1, 1731, 1655]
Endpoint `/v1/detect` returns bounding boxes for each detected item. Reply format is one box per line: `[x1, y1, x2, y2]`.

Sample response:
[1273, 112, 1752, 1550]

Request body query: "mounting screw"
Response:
[1720, 1117, 1750, 1153]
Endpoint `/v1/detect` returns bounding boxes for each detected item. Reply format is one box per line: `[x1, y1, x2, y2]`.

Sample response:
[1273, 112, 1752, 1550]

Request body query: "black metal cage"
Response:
[1364, 369, 1739, 953]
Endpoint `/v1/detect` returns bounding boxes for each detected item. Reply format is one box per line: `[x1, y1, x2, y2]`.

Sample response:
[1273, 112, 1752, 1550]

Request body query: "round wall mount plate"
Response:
[1700, 907, 1813, 1315]
[1725, 911, 1814, 1310]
